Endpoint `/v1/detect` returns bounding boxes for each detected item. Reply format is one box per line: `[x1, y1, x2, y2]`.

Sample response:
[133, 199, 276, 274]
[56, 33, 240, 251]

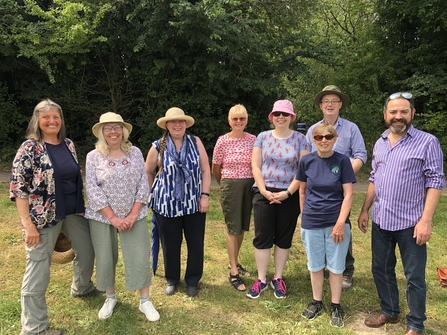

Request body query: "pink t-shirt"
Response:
[212, 133, 256, 179]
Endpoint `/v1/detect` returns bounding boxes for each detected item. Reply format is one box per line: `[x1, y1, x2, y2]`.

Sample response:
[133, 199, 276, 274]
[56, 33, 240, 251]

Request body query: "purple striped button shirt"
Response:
[370, 125, 446, 231]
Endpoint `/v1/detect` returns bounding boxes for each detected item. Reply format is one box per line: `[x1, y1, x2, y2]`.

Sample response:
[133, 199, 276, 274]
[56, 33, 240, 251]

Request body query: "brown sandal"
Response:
[229, 273, 246, 291]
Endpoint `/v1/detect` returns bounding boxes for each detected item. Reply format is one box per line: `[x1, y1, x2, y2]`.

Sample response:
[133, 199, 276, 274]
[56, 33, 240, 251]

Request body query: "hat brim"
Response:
[156, 116, 195, 129]
[92, 121, 133, 138]
[52, 233, 75, 264]
[314, 90, 349, 109]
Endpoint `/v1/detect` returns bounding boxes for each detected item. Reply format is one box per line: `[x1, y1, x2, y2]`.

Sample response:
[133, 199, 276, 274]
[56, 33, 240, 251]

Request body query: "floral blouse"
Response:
[84, 146, 149, 224]
[10, 139, 82, 229]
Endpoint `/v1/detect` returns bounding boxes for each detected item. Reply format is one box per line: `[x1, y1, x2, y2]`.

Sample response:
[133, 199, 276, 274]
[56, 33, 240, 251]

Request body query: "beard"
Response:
[387, 118, 411, 134]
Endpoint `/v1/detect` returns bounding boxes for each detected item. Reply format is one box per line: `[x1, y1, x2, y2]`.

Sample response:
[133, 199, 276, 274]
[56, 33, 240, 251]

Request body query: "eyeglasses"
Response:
[231, 117, 246, 122]
[389, 92, 413, 100]
[321, 100, 341, 105]
[168, 120, 186, 125]
[103, 125, 123, 132]
[272, 112, 290, 117]
[314, 134, 336, 141]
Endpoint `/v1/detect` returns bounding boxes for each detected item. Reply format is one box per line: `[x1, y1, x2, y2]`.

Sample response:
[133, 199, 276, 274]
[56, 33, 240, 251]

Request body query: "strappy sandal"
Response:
[229, 273, 246, 291]
[227, 263, 251, 277]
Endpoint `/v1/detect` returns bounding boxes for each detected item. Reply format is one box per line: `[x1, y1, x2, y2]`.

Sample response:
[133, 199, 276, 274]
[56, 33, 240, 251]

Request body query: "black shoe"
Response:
[187, 286, 198, 297]
[165, 284, 176, 296]
[71, 287, 102, 298]
[330, 305, 345, 328]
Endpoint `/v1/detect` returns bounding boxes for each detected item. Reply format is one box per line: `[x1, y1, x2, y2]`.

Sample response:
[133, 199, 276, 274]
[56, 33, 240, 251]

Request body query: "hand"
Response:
[24, 224, 40, 248]
[269, 191, 288, 204]
[199, 195, 209, 213]
[331, 223, 345, 244]
[413, 219, 432, 245]
[123, 213, 137, 231]
[357, 212, 369, 233]
[109, 216, 127, 233]
[261, 190, 280, 204]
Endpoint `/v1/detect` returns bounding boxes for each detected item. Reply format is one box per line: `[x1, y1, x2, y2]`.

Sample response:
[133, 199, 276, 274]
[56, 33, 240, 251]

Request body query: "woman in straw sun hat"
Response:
[146, 107, 211, 298]
[10, 99, 98, 335]
[85, 112, 159, 322]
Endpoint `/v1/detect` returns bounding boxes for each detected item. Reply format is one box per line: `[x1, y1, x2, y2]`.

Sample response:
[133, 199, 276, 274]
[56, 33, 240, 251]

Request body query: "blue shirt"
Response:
[297, 151, 356, 229]
[306, 117, 367, 164]
[370, 125, 446, 231]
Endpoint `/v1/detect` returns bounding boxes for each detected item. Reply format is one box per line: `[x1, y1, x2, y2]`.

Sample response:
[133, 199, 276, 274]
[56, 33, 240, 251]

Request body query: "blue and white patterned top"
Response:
[149, 135, 202, 217]
[85, 146, 149, 224]
[370, 125, 446, 231]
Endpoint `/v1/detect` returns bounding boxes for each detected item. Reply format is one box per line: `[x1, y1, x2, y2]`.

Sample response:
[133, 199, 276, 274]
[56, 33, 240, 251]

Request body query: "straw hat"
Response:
[314, 85, 349, 109]
[52, 233, 75, 264]
[92, 112, 133, 138]
[156, 107, 195, 129]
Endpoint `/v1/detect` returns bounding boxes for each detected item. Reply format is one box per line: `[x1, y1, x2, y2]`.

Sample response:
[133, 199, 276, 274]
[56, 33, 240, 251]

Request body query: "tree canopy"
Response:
[1, 0, 446, 163]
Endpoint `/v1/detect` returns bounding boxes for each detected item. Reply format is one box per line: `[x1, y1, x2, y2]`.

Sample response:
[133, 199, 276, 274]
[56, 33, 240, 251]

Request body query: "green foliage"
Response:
[1, 0, 447, 162]
[372, 0, 447, 158]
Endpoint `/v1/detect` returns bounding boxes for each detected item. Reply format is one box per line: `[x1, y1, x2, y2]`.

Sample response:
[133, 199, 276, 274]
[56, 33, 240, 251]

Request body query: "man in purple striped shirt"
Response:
[358, 92, 446, 335]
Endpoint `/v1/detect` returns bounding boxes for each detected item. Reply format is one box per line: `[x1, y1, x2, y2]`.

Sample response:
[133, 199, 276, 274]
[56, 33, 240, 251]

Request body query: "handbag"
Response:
[437, 267, 447, 287]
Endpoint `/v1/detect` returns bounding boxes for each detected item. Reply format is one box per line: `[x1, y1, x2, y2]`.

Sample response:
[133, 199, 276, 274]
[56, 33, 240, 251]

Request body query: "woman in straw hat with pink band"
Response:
[146, 107, 211, 298]
[85, 112, 159, 322]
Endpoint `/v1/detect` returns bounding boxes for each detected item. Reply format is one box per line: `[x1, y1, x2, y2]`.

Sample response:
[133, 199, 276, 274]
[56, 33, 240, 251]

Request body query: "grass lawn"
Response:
[1, 182, 446, 335]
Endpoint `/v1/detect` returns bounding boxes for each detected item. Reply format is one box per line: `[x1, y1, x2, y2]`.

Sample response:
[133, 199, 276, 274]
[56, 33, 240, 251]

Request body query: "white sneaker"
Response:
[139, 301, 160, 321]
[98, 298, 117, 320]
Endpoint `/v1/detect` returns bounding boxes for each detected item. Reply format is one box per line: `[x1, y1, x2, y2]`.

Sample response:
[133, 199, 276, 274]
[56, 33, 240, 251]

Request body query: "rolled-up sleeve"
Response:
[85, 151, 110, 212]
[10, 142, 33, 200]
[424, 137, 446, 190]
[133, 148, 150, 204]
[350, 124, 367, 164]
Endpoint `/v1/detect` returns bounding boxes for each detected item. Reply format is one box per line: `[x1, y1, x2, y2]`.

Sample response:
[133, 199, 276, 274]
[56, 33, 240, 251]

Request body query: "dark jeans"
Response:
[371, 222, 427, 333]
[154, 211, 206, 287]
[343, 221, 354, 276]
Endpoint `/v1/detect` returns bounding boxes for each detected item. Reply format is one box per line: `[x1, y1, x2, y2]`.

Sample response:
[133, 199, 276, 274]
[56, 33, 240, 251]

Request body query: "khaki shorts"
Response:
[220, 178, 254, 235]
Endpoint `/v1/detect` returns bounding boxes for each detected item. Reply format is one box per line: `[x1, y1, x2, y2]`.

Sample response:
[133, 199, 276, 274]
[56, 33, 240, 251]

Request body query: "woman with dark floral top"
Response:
[10, 99, 97, 335]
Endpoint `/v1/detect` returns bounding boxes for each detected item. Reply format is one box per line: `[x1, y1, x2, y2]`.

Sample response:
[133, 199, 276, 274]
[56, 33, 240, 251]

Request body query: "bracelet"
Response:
[286, 190, 292, 198]
[21, 215, 31, 223]
[201, 192, 210, 197]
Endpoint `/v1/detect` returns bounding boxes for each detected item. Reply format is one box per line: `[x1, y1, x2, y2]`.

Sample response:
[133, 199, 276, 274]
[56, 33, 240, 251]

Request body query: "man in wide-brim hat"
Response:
[305, 85, 367, 291]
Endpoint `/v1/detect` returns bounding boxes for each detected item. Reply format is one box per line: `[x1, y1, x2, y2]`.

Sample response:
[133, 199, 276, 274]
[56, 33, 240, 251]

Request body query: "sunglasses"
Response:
[314, 134, 336, 141]
[231, 117, 246, 122]
[389, 92, 413, 100]
[272, 111, 290, 117]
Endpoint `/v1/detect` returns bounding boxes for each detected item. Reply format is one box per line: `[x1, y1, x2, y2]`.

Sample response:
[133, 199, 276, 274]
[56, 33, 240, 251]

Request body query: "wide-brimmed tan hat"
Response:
[314, 85, 349, 109]
[92, 112, 133, 138]
[157, 107, 195, 129]
[52, 233, 75, 264]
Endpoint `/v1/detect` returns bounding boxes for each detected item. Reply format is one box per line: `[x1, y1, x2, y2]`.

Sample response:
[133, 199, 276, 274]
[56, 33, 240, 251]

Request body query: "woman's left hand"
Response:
[269, 191, 288, 204]
[331, 223, 345, 244]
[123, 213, 138, 231]
[199, 196, 209, 213]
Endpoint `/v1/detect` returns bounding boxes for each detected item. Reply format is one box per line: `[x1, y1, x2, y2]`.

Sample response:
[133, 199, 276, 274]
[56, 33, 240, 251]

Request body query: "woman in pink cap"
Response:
[247, 99, 310, 299]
